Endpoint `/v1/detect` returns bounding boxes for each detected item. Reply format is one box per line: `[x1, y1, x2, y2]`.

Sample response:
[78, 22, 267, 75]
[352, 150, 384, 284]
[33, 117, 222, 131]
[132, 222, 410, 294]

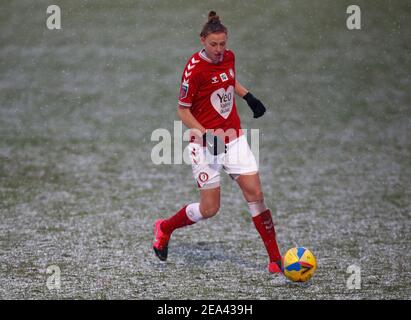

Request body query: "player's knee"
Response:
[246, 189, 264, 203]
[200, 204, 220, 219]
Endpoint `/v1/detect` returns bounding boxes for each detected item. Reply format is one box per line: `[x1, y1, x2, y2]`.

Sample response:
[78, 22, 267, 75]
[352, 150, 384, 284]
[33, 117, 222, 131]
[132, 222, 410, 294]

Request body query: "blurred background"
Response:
[0, 0, 410, 299]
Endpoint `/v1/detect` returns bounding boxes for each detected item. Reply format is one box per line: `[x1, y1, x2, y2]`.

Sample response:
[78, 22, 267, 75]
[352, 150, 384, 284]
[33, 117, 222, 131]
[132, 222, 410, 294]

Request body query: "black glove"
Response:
[243, 92, 266, 118]
[203, 132, 226, 156]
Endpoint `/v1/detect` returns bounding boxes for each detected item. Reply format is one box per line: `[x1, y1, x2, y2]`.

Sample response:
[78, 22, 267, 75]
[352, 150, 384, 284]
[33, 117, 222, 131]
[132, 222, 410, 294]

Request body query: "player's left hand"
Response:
[243, 92, 266, 118]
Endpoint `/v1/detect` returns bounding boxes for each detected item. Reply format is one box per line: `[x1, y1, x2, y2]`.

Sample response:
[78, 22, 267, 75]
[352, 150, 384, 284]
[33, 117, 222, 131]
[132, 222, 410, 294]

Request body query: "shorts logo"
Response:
[219, 73, 228, 82]
[198, 172, 209, 182]
[179, 82, 189, 99]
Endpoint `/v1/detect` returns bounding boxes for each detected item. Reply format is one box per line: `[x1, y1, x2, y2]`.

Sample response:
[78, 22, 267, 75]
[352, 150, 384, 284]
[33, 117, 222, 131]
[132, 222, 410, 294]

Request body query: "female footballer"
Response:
[153, 11, 282, 273]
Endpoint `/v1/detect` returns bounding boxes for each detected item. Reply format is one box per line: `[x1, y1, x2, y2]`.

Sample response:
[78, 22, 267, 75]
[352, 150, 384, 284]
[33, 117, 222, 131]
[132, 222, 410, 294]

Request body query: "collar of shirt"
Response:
[199, 48, 224, 64]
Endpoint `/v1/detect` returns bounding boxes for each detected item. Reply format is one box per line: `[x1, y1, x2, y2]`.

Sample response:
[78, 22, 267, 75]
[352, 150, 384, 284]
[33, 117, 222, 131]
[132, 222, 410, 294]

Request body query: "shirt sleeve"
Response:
[178, 65, 200, 108]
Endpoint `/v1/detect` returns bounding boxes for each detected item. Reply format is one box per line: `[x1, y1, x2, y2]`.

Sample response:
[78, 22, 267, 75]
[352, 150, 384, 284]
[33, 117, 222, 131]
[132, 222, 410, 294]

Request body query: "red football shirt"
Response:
[178, 49, 242, 143]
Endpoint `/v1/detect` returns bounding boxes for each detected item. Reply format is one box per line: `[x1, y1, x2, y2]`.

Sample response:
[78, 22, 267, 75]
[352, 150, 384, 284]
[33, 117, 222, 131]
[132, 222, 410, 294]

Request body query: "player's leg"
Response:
[235, 173, 282, 273]
[160, 186, 220, 235]
[153, 142, 221, 261]
[153, 187, 220, 261]
[224, 135, 282, 273]
[199, 186, 220, 218]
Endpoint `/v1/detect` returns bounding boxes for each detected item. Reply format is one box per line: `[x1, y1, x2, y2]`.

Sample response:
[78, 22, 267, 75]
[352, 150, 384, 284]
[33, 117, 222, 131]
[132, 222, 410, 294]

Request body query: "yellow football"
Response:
[282, 247, 317, 282]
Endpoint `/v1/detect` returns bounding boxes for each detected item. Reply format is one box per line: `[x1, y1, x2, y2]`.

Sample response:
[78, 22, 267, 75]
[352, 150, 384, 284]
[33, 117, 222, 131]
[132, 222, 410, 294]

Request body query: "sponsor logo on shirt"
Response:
[210, 85, 234, 119]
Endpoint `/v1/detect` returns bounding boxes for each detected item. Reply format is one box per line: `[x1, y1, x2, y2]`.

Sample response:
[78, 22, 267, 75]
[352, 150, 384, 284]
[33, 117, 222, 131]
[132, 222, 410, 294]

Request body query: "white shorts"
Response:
[188, 135, 259, 189]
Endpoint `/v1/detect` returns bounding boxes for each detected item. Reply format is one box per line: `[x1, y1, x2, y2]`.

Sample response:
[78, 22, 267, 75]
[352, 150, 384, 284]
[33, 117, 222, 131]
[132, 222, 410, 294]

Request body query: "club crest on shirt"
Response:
[219, 73, 228, 82]
[211, 76, 219, 84]
[179, 82, 189, 99]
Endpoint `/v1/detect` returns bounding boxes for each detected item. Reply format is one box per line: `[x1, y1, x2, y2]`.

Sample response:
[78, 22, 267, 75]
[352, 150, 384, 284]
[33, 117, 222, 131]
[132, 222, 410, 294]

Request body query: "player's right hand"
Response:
[203, 132, 226, 156]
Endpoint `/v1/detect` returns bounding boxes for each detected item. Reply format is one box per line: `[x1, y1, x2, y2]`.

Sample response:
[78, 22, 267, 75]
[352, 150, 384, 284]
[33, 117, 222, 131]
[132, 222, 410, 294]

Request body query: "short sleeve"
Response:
[178, 72, 200, 108]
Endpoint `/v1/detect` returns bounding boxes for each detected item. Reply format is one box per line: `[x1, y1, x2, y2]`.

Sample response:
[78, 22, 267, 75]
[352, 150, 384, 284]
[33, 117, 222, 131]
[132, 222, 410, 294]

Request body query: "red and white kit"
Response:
[153, 45, 282, 274]
[178, 49, 258, 189]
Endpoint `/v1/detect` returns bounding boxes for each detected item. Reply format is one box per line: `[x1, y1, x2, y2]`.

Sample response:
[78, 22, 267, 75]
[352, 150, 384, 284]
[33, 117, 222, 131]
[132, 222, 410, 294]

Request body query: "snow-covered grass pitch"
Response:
[0, 0, 410, 299]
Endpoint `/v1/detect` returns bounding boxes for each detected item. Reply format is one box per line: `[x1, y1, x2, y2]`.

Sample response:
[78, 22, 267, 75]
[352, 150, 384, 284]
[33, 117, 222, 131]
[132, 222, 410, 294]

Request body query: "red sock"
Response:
[252, 209, 281, 262]
[161, 205, 195, 234]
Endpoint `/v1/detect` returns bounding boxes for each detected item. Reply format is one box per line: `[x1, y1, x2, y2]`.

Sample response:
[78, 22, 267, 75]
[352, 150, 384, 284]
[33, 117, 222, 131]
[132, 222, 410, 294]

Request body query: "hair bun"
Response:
[200, 10, 227, 37]
[208, 11, 220, 23]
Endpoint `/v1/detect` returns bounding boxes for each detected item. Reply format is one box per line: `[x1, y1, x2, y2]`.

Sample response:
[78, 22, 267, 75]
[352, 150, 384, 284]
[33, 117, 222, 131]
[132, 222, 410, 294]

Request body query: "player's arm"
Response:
[235, 80, 249, 98]
[177, 106, 225, 155]
[177, 106, 206, 137]
[235, 80, 266, 119]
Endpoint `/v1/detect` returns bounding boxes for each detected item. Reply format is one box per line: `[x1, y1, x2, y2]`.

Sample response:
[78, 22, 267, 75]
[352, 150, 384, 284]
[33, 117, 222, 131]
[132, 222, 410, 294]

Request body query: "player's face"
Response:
[201, 32, 227, 63]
